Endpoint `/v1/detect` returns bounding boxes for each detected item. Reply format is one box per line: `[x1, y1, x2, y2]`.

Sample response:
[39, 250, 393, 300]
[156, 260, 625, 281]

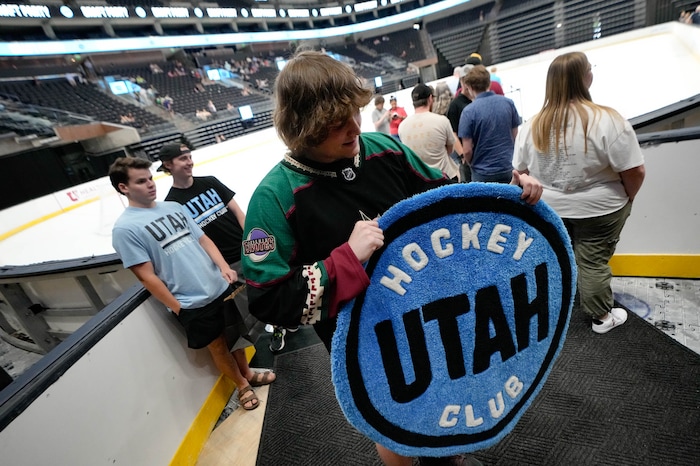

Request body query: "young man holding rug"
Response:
[241, 50, 542, 464]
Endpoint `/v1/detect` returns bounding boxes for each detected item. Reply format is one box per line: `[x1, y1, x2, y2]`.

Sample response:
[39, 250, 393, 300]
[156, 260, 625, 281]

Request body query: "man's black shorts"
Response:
[176, 287, 231, 349]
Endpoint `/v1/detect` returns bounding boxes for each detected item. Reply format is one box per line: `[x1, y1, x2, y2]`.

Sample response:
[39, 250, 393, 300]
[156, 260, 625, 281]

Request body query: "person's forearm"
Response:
[130, 263, 181, 312]
[227, 199, 246, 229]
[462, 145, 473, 164]
[460, 137, 474, 164]
[620, 165, 645, 201]
[142, 274, 181, 312]
[199, 235, 230, 271]
[452, 134, 464, 159]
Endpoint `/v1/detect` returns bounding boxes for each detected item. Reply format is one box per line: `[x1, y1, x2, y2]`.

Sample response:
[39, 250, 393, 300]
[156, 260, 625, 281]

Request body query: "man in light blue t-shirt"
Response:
[109, 156, 275, 411]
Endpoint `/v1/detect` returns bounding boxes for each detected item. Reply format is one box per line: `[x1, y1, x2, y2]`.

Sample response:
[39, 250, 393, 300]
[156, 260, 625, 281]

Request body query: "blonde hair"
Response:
[531, 51, 621, 154]
[432, 82, 452, 115]
[273, 49, 373, 154]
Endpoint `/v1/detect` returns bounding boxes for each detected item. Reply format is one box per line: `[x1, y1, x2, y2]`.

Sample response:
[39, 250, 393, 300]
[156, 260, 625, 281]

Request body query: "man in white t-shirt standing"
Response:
[399, 83, 458, 180]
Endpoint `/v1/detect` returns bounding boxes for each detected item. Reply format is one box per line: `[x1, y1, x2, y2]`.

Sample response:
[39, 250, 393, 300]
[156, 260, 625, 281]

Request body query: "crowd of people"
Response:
[108, 46, 644, 465]
[679, 6, 700, 25]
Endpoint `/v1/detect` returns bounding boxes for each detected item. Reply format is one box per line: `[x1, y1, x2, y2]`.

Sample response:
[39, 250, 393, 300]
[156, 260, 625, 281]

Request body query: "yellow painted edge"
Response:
[0, 198, 95, 241]
[610, 254, 700, 279]
[169, 345, 256, 466]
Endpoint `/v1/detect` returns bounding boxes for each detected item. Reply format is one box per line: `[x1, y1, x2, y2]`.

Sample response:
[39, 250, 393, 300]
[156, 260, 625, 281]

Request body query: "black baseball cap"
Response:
[157, 143, 189, 172]
[411, 83, 434, 103]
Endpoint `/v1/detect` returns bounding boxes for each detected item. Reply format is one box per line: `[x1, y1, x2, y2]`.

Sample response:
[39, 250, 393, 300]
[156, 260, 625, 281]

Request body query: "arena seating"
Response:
[363, 29, 425, 63]
[427, 7, 487, 69]
[0, 79, 174, 135]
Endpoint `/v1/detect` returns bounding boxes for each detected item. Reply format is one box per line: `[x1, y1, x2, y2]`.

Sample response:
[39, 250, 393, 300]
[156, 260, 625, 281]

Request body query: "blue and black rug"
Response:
[256, 309, 700, 465]
[331, 183, 576, 457]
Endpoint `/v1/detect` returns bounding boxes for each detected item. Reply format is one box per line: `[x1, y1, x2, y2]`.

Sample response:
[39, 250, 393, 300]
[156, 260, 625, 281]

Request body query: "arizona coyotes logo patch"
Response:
[331, 183, 576, 457]
[242, 228, 276, 263]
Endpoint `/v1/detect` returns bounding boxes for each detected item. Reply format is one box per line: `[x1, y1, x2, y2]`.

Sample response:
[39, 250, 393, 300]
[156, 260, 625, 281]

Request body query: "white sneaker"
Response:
[592, 307, 628, 334]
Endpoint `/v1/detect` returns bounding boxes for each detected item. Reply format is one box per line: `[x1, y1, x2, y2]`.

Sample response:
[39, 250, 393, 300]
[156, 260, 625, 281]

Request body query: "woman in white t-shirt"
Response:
[514, 51, 645, 335]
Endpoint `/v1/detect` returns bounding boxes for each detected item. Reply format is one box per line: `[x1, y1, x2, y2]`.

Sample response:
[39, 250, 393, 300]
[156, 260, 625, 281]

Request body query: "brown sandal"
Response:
[248, 370, 276, 387]
[237, 385, 259, 411]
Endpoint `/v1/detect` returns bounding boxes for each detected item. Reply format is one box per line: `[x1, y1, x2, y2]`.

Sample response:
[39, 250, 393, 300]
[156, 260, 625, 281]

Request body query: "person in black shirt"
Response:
[158, 143, 275, 400]
[161, 143, 290, 355]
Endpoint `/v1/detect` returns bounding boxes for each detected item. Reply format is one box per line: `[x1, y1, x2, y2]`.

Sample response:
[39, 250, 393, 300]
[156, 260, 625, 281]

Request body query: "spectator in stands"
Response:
[692, 6, 700, 24]
[196, 108, 211, 121]
[431, 81, 453, 116]
[458, 65, 521, 183]
[139, 87, 149, 105]
[513, 51, 645, 334]
[488, 67, 505, 96]
[109, 156, 276, 412]
[149, 63, 163, 74]
[447, 65, 474, 182]
[371, 95, 391, 135]
[162, 95, 174, 114]
[147, 87, 157, 103]
[490, 66, 502, 84]
[388, 95, 407, 141]
[207, 100, 217, 114]
[241, 49, 535, 466]
[489, 80, 505, 96]
[399, 83, 458, 181]
[466, 52, 482, 66]
[83, 60, 96, 79]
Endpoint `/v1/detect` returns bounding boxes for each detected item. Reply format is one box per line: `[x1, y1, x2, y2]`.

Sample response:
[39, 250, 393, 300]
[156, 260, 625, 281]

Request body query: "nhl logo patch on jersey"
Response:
[341, 167, 357, 181]
[331, 183, 576, 457]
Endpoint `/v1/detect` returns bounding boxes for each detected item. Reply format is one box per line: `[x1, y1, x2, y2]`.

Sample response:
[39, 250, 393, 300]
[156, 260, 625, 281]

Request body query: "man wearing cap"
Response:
[388, 95, 407, 141]
[108, 154, 275, 412]
[447, 64, 475, 182]
[465, 52, 482, 66]
[159, 143, 246, 267]
[398, 83, 458, 181]
[159, 143, 292, 354]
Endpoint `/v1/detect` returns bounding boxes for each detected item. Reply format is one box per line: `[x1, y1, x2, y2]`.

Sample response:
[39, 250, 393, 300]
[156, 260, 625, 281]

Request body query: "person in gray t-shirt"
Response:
[371, 95, 391, 135]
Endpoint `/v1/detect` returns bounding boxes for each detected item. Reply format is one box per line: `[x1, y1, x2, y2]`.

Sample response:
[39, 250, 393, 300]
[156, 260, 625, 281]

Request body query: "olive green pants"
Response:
[563, 202, 632, 319]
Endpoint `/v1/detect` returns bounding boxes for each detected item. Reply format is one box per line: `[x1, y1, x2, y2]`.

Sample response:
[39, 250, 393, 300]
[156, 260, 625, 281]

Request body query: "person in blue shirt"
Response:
[458, 65, 521, 183]
[109, 156, 275, 411]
